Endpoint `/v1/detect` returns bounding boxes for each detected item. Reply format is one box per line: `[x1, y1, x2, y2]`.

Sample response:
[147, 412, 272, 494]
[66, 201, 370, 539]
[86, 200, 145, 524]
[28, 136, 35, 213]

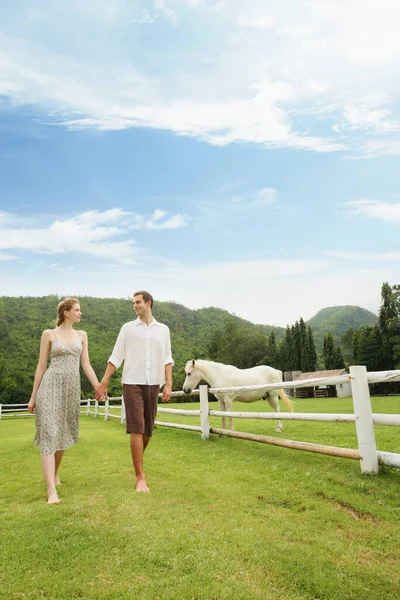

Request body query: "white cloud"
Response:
[346, 140, 400, 159]
[141, 212, 189, 230]
[63, 81, 343, 152]
[279, 25, 314, 37]
[229, 187, 278, 209]
[153, 0, 180, 25]
[1, 0, 400, 155]
[344, 200, 400, 223]
[237, 14, 275, 29]
[0, 11, 342, 153]
[0, 208, 189, 263]
[325, 250, 400, 261]
[333, 93, 400, 135]
[132, 9, 156, 24]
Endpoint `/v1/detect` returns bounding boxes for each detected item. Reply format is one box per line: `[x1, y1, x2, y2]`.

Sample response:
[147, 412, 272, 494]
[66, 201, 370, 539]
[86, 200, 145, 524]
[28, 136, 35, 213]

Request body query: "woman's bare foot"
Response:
[136, 478, 150, 493]
[55, 476, 61, 485]
[47, 488, 61, 504]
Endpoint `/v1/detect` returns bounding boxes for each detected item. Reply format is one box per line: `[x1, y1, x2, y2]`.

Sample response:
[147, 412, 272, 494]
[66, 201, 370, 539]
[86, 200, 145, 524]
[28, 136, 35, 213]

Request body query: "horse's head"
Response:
[183, 359, 202, 394]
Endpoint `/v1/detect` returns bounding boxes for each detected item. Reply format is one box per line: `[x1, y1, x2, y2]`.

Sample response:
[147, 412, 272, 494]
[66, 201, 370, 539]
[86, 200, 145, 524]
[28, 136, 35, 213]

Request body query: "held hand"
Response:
[27, 398, 35, 413]
[161, 382, 172, 403]
[95, 381, 107, 402]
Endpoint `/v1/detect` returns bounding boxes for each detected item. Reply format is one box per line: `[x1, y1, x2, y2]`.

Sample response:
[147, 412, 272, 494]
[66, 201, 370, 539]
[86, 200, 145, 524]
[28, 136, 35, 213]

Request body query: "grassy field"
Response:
[1, 396, 399, 600]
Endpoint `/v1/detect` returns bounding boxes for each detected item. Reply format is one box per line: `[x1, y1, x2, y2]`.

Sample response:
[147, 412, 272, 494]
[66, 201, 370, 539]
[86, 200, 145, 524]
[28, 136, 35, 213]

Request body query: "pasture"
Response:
[1, 396, 399, 600]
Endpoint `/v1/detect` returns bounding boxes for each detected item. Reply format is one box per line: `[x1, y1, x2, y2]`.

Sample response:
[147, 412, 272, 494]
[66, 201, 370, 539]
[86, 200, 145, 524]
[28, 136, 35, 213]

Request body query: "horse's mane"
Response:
[191, 359, 239, 370]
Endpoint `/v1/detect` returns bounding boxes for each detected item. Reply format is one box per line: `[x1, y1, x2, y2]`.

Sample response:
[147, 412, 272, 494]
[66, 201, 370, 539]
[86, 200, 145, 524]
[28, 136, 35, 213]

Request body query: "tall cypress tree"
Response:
[267, 331, 278, 367]
[333, 345, 345, 369]
[291, 321, 302, 370]
[279, 326, 293, 372]
[299, 318, 308, 371]
[356, 325, 386, 371]
[304, 326, 317, 372]
[323, 333, 336, 370]
[378, 282, 400, 369]
[352, 330, 360, 364]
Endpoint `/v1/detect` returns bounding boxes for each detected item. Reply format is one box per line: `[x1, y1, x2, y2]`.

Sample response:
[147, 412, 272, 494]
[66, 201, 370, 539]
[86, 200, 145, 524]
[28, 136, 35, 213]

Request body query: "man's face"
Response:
[133, 295, 150, 316]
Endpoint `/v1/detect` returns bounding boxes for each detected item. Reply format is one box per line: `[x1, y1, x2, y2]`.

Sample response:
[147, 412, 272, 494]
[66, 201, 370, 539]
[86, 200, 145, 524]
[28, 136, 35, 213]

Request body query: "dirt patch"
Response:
[316, 492, 379, 522]
[332, 499, 378, 522]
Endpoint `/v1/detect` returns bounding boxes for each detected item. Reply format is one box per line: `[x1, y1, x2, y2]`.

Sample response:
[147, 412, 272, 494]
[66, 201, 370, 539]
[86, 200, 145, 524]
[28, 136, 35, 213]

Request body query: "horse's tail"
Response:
[280, 388, 294, 412]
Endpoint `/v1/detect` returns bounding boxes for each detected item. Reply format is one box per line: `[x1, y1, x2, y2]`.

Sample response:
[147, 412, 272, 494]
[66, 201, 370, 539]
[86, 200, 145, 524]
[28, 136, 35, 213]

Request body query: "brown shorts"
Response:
[123, 384, 160, 437]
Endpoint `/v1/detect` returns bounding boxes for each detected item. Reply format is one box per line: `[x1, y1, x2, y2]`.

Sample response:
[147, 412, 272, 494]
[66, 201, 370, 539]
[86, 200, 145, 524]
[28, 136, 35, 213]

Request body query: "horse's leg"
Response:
[217, 396, 227, 430]
[266, 391, 283, 433]
[225, 397, 234, 431]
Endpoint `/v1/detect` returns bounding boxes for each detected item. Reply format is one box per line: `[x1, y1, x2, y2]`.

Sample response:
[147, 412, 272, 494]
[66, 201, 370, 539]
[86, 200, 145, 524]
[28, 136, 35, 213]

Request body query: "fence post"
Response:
[94, 400, 99, 418]
[86, 398, 90, 416]
[199, 385, 210, 440]
[121, 396, 126, 425]
[105, 399, 109, 420]
[349, 365, 379, 474]
[0, 404, 2, 420]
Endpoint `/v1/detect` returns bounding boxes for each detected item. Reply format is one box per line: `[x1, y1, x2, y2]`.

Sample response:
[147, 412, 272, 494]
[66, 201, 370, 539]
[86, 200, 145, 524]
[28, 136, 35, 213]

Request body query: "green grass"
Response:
[1, 397, 400, 600]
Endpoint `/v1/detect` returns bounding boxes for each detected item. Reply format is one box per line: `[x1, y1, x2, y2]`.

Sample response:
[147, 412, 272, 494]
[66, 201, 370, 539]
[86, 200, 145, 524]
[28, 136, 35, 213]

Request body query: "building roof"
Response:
[295, 369, 348, 381]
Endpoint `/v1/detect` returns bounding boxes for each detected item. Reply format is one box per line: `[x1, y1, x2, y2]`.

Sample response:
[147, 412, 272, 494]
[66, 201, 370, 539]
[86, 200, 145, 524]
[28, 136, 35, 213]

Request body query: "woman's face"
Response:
[64, 302, 82, 323]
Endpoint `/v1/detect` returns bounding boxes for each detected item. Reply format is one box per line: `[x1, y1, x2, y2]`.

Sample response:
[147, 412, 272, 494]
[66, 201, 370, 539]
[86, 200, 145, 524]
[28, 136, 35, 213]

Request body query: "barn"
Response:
[284, 369, 352, 399]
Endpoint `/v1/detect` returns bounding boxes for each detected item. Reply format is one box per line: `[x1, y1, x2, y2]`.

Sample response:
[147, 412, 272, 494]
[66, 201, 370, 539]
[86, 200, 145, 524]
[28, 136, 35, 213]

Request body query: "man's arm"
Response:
[161, 362, 173, 402]
[95, 362, 117, 400]
[161, 326, 173, 402]
[95, 326, 126, 400]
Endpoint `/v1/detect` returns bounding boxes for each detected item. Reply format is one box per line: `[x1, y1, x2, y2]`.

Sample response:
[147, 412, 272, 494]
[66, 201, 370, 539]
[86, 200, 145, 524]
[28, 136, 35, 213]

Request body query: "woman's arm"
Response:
[79, 331, 100, 390]
[28, 330, 52, 413]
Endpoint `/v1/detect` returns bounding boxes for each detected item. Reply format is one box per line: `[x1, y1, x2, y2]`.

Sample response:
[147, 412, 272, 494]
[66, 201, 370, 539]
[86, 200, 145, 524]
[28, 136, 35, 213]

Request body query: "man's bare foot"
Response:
[136, 478, 150, 493]
[47, 489, 61, 504]
[55, 476, 61, 485]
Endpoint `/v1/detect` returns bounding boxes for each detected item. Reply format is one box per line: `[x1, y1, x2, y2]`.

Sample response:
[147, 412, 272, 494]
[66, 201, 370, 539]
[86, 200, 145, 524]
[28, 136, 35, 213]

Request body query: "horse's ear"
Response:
[192, 359, 195, 367]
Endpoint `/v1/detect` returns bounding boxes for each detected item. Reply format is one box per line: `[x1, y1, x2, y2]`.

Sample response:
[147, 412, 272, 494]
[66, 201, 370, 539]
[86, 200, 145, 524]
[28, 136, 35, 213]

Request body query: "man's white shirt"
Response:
[108, 317, 174, 386]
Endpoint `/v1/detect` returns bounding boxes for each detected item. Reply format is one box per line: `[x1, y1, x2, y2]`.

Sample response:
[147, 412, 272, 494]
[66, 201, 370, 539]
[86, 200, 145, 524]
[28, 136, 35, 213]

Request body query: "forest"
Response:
[0, 282, 397, 404]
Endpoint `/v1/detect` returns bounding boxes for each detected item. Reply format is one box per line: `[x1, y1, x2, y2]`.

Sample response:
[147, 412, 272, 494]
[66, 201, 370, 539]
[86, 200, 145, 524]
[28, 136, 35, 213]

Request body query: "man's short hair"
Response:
[133, 290, 154, 308]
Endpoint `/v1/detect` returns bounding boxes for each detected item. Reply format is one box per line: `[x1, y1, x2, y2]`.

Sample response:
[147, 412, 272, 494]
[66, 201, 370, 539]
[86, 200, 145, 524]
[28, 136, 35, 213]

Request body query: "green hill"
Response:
[307, 305, 378, 350]
[0, 296, 378, 403]
[0, 296, 284, 404]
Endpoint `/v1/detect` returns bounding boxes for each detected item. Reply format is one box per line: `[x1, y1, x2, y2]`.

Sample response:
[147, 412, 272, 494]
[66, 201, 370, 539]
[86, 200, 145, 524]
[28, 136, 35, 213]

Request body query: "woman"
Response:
[28, 297, 100, 504]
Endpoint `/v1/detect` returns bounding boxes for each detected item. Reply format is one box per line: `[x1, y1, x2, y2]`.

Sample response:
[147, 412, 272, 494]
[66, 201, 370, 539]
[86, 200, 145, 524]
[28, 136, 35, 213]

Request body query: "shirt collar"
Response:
[133, 316, 160, 327]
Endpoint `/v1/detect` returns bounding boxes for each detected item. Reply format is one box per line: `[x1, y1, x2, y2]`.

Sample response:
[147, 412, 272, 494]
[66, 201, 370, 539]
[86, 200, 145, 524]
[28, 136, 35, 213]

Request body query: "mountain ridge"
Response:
[306, 304, 378, 348]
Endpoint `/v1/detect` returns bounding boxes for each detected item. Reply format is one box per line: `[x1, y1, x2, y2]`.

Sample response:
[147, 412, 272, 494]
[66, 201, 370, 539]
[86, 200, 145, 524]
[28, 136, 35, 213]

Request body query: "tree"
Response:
[356, 325, 386, 371]
[277, 326, 293, 372]
[341, 327, 356, 364]
[266, 331, 279, 367]
[257, 331, 280, 369]
[304, 326, 317, 372]
[208, 317, 268, 369]
[291, 322, 302, 370]
[323, 333, 336, 369]
[333, 345, 345, 369]
[299, 318, 308, 371]
[378, 282, 400, 369]
[379, 282, 398, 330]
[352, 330, 360, 364]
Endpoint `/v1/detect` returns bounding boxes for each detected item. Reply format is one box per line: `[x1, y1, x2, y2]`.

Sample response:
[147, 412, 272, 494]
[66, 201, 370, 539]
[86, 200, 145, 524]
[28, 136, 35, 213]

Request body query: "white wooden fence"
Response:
[1, 366, 399, 474]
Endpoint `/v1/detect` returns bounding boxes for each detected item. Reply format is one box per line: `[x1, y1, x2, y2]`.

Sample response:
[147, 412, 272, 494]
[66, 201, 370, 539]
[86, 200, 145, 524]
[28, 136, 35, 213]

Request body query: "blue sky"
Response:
[1, 0, 400, 326]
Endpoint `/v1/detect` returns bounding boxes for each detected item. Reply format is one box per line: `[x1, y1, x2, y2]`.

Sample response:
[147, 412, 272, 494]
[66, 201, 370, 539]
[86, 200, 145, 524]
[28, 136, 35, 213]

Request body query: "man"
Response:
[96, 291, 173, 493]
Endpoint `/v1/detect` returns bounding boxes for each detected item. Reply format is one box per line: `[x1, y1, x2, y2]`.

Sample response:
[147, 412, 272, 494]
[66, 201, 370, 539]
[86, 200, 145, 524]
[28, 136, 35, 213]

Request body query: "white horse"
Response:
[183, 359, 294, 433]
